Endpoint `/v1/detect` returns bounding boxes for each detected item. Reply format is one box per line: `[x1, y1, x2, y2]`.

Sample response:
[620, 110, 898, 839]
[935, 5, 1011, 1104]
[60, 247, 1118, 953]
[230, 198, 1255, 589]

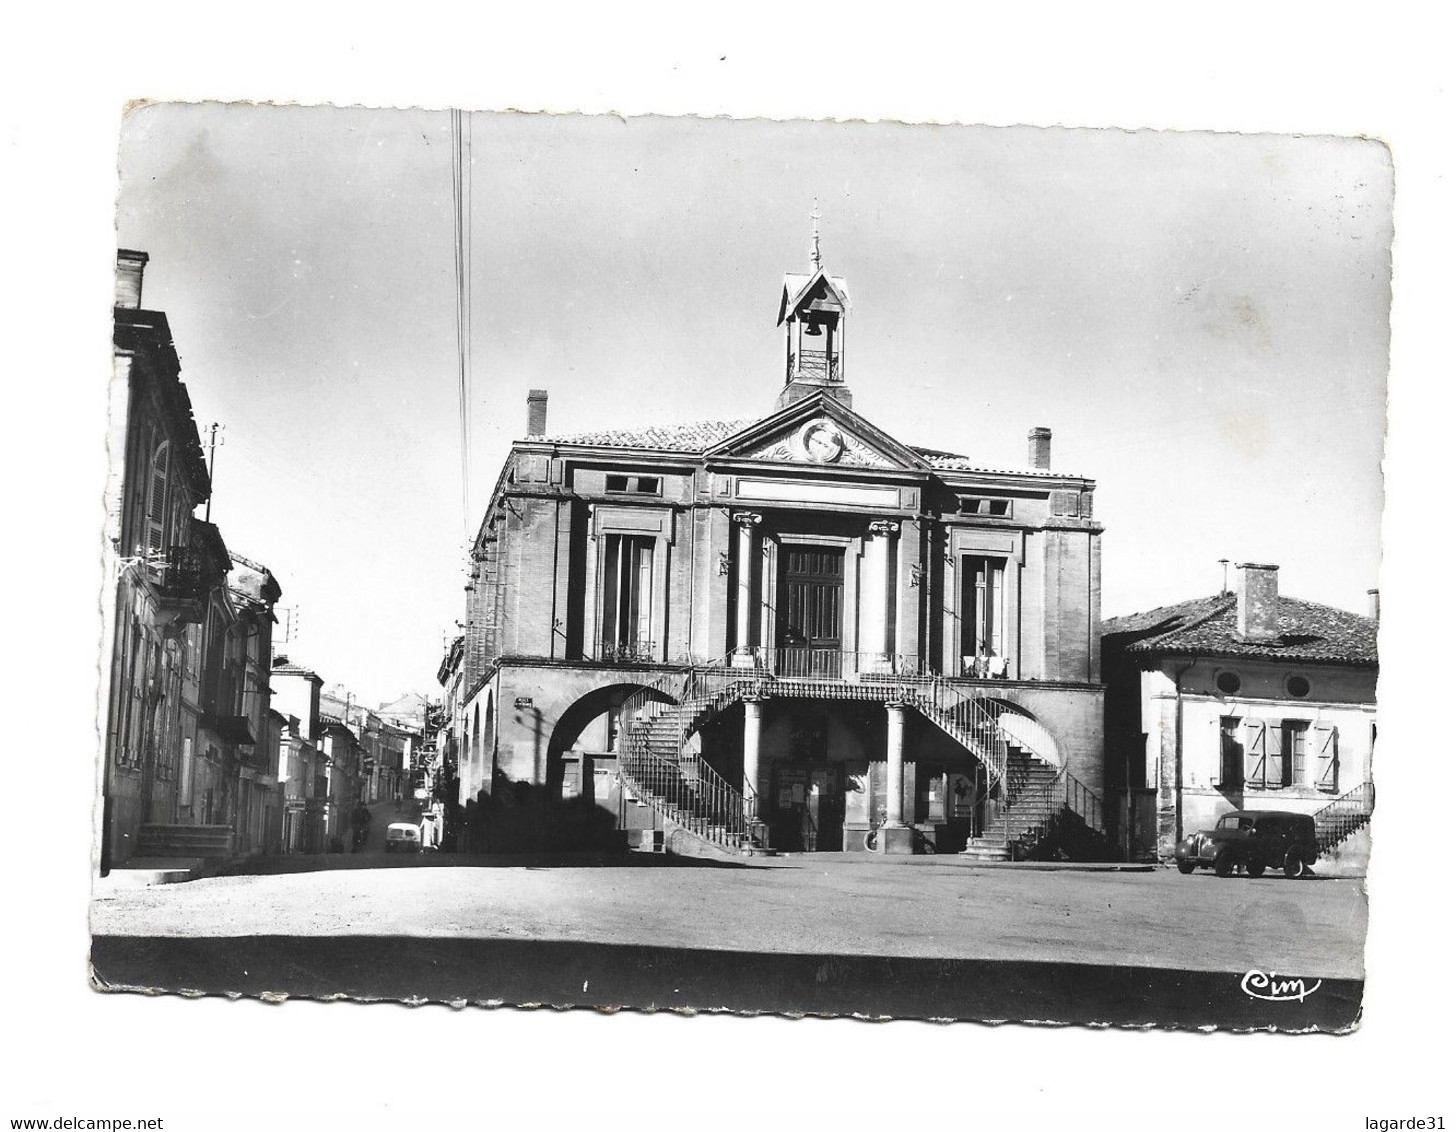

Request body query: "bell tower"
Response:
[775, 203, 852, 411]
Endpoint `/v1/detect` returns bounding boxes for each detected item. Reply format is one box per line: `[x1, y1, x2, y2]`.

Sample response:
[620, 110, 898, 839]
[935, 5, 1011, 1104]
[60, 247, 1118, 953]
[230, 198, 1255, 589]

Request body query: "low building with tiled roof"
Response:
[1102, 563, 1376, 871]
[1106, 591, 1377, 668]
[453, 234, 1108, 860]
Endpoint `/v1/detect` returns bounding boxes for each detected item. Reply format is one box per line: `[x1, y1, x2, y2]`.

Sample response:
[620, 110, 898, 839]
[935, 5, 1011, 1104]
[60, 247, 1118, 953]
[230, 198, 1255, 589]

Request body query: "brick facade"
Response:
[454, 263, 1106, 855]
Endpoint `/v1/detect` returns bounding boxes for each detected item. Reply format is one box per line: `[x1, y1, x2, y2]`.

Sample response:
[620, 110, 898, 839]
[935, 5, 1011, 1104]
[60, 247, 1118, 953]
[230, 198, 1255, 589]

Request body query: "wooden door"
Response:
[779, 546, 844, 677]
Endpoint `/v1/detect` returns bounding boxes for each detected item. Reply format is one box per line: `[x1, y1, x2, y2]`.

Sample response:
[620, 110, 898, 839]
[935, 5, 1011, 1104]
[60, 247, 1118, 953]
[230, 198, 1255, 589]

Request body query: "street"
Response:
[91, 850, 1366, 975]
[348, 796, 434, 855]
[90, 844, 1366, 1028]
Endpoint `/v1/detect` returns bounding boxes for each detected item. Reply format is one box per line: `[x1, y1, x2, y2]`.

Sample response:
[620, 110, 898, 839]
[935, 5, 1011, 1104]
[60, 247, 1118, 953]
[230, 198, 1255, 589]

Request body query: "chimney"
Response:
[526, 389, 549, 437]
[1028, 427, 1052, 470]
[1367, 588, 1380, 622]
[116, 249, 149, 309]
[1235, 563, 1281, 643]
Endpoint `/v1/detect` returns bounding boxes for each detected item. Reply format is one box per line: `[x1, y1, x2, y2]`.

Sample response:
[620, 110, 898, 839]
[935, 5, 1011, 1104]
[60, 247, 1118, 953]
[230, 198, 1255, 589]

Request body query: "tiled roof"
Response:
[1103, 593, 1377, 667]
[545, 419, 757, 452]
[271, 660, 321, 679]
[912, 448, 1068, 478]
[543, 420, 1072, 477]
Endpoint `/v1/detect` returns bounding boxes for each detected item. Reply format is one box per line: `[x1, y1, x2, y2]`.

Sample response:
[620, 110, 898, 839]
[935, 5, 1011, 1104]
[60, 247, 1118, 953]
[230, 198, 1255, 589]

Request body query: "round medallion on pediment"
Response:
[799, 418, 846, 463]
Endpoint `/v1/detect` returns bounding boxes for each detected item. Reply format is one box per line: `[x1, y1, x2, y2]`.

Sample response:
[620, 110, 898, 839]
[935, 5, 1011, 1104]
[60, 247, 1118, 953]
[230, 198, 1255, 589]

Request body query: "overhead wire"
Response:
[451, 108, 473, 542]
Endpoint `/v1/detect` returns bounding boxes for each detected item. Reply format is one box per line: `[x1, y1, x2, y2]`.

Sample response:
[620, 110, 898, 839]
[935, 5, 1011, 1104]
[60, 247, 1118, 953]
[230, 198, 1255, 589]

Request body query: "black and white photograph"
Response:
[89, 103, 1386, 1028]
[7, 13, 1452, 1132]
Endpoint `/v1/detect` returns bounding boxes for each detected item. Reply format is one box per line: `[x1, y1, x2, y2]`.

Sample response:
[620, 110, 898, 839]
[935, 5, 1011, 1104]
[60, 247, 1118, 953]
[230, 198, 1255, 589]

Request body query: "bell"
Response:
[804, 319, 823, 337]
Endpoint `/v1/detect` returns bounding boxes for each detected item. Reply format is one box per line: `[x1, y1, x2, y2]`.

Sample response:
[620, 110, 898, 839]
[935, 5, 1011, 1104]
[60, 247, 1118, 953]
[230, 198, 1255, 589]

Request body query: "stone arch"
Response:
[546, 681, 675, 768]
[533, 682, 676, 849]
[468, 699, 478, 772]
[982, 696, 1062, 768]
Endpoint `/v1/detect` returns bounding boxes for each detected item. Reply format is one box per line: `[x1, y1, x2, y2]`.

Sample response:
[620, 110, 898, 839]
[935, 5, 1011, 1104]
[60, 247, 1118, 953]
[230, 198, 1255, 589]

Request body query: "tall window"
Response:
[601, 534, 654, 660]
[1242, 719, 1309, 789]
[1218, 716, 1243, 787]
[145, 441, 171, 555]
[1282, 720, 1308, 787]
[960, 555, 1006, 657]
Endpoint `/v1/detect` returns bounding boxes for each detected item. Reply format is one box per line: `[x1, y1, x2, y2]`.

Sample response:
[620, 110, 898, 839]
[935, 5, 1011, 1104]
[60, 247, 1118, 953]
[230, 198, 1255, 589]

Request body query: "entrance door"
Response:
[778, 546, 844, 678]
[805, 765, 844, 851]
[770, 763, 843, 851]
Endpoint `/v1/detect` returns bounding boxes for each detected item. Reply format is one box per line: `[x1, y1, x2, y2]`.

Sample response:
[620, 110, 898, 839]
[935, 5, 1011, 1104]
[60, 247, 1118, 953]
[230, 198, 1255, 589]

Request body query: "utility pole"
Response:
[204, 422, 224, 523]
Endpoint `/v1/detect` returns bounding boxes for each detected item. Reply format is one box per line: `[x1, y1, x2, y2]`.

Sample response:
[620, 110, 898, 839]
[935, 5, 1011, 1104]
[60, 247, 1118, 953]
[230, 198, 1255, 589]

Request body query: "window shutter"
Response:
[1313, 723, 1338, 793]
[1243, 720, 1268, 788]
[146, 442, 170, 555]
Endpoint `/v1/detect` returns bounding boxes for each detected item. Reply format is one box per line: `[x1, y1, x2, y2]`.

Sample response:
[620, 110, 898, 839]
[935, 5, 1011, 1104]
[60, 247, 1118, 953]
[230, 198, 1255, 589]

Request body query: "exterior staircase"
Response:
[1314, 781, 1374, 856]
[616, 653, 1105, 858]
[617, 661, 764, 855]
[984, 746, 1108, 861]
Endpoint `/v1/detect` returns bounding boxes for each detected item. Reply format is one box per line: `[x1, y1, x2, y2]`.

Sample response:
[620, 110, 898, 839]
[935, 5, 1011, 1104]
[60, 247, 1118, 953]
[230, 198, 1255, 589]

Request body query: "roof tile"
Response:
[545, 419, 756, 452]
[1103, 593, 1377, 667]
[542, 420, 1071, 476]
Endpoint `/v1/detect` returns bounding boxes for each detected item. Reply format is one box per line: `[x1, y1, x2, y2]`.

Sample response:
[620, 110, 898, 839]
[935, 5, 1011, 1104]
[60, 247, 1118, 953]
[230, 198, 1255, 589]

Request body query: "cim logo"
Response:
[1240, 969, 1323, 1003]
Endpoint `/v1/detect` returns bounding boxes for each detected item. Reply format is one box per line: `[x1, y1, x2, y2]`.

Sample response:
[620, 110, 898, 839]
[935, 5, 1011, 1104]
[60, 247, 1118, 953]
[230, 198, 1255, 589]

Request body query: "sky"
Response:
[116, 105, 1391, 705]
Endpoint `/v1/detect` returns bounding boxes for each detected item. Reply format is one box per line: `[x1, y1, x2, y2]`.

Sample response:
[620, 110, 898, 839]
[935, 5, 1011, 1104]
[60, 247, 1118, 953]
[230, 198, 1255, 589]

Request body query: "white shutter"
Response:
[145, 442, 170, 555]
[1313, 723, 1338, 793]
[1243, 720, 1268, 789]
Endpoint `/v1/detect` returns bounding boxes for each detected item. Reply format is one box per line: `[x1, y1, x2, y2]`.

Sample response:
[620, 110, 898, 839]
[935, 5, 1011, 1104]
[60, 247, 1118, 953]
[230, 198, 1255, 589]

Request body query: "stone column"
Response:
[880, 699, 915, 854]
[742, 695, 764, 820]
[861, 520, 897, 664]
[733, 512, 761, 659]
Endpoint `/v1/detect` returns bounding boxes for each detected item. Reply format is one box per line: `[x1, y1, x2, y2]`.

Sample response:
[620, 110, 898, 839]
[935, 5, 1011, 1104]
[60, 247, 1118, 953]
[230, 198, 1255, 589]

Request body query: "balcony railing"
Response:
[787, 353, 842, 383]
[728, 647, 1010, 683]
[598, 639, 657, 665]
[145, 544, 210, 620]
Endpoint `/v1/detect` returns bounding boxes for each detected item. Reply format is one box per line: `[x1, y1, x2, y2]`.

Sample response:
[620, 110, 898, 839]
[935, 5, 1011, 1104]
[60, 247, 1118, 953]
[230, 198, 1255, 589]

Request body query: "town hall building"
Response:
[453, 242, 1108, 857]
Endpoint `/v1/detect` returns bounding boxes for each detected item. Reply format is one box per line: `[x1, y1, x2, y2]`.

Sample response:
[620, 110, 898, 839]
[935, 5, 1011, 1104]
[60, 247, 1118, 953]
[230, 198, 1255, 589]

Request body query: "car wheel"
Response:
[1283, 850, 1307, 879]
[1246, 859, 1266, 878]
[1176, 859, 1195, 875]
[1213, 851, 1235, 878]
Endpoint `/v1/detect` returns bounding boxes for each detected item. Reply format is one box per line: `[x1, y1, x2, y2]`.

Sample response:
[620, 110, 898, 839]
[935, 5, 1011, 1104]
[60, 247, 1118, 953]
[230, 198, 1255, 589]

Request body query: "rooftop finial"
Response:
[809, 198, 822, 271]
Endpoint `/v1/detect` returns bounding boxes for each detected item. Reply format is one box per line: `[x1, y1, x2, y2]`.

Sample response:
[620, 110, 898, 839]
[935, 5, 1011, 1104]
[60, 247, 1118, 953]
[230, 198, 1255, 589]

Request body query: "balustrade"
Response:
[612, 648, 1094, 853]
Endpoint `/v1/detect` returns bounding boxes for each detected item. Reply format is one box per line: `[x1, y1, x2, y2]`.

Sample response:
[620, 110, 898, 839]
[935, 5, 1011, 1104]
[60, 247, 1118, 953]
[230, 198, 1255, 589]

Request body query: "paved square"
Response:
[92, 853, 1367, 979]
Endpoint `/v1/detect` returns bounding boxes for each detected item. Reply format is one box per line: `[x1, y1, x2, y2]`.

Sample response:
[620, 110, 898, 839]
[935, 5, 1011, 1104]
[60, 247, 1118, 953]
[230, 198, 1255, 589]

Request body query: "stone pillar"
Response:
[733, 512, 761, 659]
[879, 700, 915, 854]
[742, 696, 763, 820]
[861, 520, 897, 664]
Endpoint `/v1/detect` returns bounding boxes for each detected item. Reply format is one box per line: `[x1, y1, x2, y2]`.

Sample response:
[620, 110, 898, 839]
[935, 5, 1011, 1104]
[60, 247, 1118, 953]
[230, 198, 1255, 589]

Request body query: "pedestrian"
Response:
[394, 787, 401, 811]
[351, 799, 371, 852]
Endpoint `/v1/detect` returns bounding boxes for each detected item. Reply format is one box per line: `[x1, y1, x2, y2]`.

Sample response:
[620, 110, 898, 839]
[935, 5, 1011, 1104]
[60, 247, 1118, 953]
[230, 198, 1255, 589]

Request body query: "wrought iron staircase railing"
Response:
[616, 653, 764, 851]
[999, 759, 1106, 855]
[615, 649, 1087, 855]
[1314, 780, 1374, 855]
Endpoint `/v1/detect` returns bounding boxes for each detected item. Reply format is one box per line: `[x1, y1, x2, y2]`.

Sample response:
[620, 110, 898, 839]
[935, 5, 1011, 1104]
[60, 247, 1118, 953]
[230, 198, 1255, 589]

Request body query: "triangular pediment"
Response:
[705, 393, 929, 472]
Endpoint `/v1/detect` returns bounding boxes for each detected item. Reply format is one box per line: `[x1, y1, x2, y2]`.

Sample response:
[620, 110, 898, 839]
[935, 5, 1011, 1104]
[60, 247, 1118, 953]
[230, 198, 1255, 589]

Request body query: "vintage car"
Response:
[384, 822, 421, 853]
[1174, 810, 1318, 878]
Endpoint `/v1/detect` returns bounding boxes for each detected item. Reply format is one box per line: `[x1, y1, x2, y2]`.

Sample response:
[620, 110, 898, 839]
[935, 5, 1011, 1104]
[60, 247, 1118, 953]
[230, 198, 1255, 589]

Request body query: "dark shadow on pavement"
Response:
[214, 850, 764, 878]
[90, 934, 1362, 1032]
